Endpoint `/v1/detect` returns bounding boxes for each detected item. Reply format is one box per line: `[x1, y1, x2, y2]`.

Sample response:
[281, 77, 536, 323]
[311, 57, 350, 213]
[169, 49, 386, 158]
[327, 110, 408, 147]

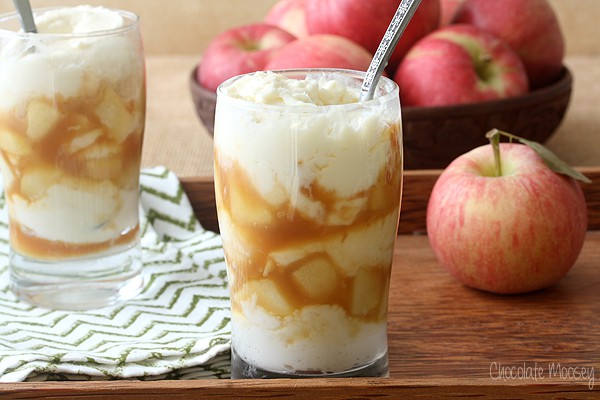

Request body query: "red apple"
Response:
[452, 0, 565, 89]
[265, 34, 373, 71]
[265, 0, 309, 38]
[304, 0, 440, 74]
[394, 24, 529, 107]
[439, 0, 464, 26]
[198, 23, 296, 92]
[427, 143, 588, 294]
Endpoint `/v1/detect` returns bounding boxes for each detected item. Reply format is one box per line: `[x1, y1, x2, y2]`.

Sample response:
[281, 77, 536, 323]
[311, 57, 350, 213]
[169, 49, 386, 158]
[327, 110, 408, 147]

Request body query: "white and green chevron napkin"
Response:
[0, 167, 231, 382]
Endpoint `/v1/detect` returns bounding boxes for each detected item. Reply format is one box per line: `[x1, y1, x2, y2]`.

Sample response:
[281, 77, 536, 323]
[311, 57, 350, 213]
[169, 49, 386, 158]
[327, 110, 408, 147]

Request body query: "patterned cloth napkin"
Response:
[0, 167, 231, 382]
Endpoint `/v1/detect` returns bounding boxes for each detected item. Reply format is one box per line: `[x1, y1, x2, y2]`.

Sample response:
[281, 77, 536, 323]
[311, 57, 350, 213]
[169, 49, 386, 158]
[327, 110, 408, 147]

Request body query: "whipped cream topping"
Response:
[220, 71, 361, 106]
[35, 6, 125, 35]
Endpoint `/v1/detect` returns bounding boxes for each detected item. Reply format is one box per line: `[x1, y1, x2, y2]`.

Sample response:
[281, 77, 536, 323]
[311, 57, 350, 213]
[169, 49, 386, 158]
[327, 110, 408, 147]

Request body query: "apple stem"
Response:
[486, 129, 503, 177]
[485, 129, 523, 176]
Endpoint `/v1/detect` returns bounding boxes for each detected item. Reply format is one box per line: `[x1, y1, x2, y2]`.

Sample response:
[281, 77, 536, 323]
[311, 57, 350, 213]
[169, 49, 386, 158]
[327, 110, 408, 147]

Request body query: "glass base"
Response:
[231, 347, 389, 379]
[9, 244, 143, 310]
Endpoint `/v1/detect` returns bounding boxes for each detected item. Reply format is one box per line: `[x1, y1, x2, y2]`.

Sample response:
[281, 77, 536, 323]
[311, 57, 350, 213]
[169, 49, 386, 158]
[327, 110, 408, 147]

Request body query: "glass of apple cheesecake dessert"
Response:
[214, 69, 403, 378]
[0, 6, 146, 310]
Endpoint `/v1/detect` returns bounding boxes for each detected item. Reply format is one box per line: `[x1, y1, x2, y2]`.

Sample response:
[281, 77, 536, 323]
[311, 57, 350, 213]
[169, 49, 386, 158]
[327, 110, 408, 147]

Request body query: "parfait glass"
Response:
[214, 69, 403, 378]
[0, 6, 146, 310]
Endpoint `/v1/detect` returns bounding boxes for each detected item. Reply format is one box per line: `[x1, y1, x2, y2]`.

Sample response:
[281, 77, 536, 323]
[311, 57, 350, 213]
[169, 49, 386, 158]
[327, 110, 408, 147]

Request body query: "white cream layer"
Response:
[232, 305, 388, 374]
[9, 179, 138, 244]
[215, 71, 400, 225]
[0, 6, 143, 110]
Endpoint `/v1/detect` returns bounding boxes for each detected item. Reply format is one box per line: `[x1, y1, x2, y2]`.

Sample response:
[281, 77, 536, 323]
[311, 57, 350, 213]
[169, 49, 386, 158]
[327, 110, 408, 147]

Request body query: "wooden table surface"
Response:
[2, 169, 599, 399]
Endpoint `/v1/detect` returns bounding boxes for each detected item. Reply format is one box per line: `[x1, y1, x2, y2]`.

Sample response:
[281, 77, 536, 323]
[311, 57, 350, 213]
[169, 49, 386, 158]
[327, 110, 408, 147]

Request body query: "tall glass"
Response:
[0, 7, 145, 310]
[214, 69, 403, 378]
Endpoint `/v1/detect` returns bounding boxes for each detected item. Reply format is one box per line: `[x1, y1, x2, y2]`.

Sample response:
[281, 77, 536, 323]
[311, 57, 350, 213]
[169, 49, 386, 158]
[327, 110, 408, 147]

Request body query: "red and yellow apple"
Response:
[427, 143, 588, 294]
[264, 0, 309, 38]
[303, 0, 440, 74]
[198, 23, 296, 91]
[394, 24, 529, 107]
[452, 0, 565, 89]
[265, 34, 373, 71]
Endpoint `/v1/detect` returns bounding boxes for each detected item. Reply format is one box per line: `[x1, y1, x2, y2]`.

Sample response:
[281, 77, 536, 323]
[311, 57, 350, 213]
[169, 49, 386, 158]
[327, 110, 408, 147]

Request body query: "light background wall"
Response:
[0, 0, 598, 56]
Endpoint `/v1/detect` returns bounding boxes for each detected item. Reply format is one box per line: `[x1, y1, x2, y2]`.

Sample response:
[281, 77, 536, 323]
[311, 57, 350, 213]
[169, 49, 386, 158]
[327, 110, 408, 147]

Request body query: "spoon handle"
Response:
[360, 0, 422, 102]
[13, 0, 37, 33]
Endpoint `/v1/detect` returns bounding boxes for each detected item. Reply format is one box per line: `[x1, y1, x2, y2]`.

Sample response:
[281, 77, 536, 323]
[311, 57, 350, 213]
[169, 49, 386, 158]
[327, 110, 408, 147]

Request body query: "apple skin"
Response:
[452, 0, 565, 89]
[304, 0, 440, 74]
[426, 143, 588, 294]
[265, 0, 309, 38]
[394, 24, 529, 107]
[198, 23, 296, 92]
[265, 34, 373, 71]
[439, 0, 465, 26]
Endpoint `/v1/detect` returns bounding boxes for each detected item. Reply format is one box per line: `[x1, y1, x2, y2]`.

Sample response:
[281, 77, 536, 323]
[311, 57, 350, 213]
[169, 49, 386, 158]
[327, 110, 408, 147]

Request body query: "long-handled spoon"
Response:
[13, 0, 37, 33]
[360, 0, 422, 102]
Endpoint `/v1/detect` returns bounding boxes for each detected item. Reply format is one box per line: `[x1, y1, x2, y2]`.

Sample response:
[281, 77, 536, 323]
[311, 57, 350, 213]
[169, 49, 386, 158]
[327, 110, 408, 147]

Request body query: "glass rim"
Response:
[0, 6, 140, 39]
[216, 68, 400, 112]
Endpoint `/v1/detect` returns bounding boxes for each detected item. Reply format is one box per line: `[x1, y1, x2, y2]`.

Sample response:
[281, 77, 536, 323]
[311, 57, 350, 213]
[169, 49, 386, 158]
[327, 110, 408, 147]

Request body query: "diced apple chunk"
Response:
[244, 279, 292, 317]
[82, 142, 121, 159]
[68, 114, 92, 132]
[269, 246, 313, 267]
[26, 100, 62, 141]
[80, 143, 123, 180]
[262, 258, 277, 277]
[294, 192, 325, 221]
[67, 129, 103, 154]
[94, 86, 135, 143]
[219, 212, 255, 272]
[292, 257, 338, 301]
[351, 269, 384, 317]
[229, 184, 273, 226]
[20, 167, 60, 199]
[0, 153, 16, 189]
[327, 212, 398, 276]
[0, 127, 32, 156]
[326, 197, 366, 225]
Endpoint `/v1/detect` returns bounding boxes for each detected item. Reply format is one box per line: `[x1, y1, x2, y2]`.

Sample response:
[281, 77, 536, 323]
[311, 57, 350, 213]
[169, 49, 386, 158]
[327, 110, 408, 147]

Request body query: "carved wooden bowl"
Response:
[190, 65, 572, 169]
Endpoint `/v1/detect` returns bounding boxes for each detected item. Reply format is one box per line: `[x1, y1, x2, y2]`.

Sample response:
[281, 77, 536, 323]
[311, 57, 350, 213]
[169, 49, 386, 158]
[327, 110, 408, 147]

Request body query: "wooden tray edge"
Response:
[1, 377, 595, 399]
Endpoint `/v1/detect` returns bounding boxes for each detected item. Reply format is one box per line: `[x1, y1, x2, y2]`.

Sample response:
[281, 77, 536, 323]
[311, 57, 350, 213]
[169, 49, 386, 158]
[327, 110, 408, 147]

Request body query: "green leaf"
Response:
[485, 129, 591, 184]
[516, 137, 592, 184]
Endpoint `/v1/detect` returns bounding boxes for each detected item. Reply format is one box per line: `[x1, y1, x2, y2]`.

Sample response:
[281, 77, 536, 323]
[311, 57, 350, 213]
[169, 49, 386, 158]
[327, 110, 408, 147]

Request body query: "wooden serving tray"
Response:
[2, 168, 599, 399]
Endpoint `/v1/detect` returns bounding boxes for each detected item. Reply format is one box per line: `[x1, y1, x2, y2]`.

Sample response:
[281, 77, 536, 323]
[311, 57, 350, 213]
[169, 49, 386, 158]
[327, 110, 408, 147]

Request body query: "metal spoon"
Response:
[359, 0, 422, 102]
[13, 0, 37, 33]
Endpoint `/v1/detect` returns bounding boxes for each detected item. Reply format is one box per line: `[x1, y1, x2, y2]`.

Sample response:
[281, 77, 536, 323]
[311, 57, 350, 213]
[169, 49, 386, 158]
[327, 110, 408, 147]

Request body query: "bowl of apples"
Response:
[399, 67, 572, 169]
[190, 0, 572, 169]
